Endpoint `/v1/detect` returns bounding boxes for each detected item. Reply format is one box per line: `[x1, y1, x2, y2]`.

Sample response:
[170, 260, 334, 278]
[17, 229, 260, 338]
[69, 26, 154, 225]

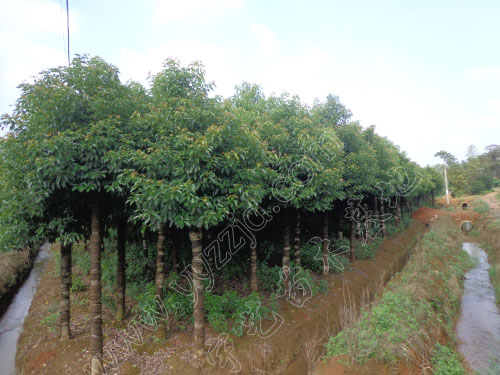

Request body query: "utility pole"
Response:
[444, 166, 450, 205]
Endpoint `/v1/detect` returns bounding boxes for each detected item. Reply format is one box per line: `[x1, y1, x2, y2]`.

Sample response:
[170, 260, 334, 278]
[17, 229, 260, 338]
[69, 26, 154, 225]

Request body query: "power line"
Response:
[59, 0, 66, 60]
[66, 0, 70, 66]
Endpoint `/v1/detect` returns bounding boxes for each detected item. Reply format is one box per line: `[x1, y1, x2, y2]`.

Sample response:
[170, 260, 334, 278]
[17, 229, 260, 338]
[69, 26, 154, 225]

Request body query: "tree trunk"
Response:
[84, 237, 89, 252]
[394, 196, 401, 227]
[60, 241, 72, 340]
[322, 212, 329, 275]
[431, 191, 435, 208]
[282, 215, 291, 284]
[400, 197, 405, 219]
[169, 227, 179, 274]
[155, 225, 167, 339]
[189, 227, 205, 363]
[142, 232, 148, 259]
[338, 231, 343, 240]
[116, 218, 126, 321]
[250, 240, 258, 292]
[90, 199, 103, 375]
[294, 211, 301, 267]
[380, 199, 387, 239]
[350, 218, 356, 262]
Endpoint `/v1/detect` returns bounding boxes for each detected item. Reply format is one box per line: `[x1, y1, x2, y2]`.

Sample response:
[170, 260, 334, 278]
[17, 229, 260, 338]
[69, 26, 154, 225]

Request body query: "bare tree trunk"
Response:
[250, 241, 258, 292]
[350, 218, 355, 262]
[84, 236, 89, 252]
[116, 218, 126, 321]
[60, 242, 72, 340]
[155, 225, 166, 339]
[380, 199, 387, 239]
[169, 227, 179, 273]
[394, 196, 400, 227]
[322, 212, 329, 275]
[282, 215, 291, 285]
[294, 211, 301, 267]
[189, 227, 205, 363]
[90, 199, 103, 375]
[338, 231, 343, 240]
[431, 191, 435, 208]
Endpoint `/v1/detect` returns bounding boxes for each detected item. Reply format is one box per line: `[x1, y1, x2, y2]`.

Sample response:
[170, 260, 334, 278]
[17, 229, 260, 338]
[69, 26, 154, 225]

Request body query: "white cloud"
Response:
[153, 0, 244, 24]
[250, 24, 276, 58]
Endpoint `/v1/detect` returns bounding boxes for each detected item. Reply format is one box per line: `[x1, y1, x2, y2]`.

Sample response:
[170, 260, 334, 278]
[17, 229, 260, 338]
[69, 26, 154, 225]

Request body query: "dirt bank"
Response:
[16, 221, 424, 375]
[0, 248, 37, 316]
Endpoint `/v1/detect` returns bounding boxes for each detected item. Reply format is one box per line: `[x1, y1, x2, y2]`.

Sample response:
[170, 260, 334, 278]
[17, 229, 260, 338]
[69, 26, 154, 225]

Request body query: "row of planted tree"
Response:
[0, 55, 443, 374]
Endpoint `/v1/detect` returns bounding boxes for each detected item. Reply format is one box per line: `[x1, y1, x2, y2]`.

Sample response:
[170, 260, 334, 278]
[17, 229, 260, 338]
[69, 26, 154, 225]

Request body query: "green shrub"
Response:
[355, 238, 382, 259]
[257, 263, 281, 293]
[73, 249, 90, 275]
[71, 275, 86, 291]
[431, 344, 465, 375]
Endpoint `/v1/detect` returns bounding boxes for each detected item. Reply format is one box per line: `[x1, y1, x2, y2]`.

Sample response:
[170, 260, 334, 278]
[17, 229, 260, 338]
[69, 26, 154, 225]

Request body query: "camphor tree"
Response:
[120, 60, 267, 362]
[1, 55, 139, 375]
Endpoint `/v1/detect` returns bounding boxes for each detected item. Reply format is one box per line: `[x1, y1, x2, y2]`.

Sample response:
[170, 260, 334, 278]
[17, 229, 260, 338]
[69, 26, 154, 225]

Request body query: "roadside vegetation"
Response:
[323, 217, 471, 374]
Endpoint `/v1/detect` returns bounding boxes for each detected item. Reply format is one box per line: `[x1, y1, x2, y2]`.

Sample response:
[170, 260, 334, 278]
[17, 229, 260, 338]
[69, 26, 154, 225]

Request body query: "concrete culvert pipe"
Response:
[461, 202, 469, 210]
[461, 221, 473, 232]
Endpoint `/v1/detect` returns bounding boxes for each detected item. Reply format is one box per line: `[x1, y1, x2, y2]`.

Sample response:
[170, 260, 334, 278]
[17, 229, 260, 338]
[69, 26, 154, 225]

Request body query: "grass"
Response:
[473, 199, 490, 214]
[325, 217, 472, 371]
[431, 343, 466, 375]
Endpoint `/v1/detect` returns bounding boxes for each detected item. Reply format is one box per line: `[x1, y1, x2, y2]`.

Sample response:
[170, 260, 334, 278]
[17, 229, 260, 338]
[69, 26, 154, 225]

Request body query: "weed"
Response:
[71, 275, 86, 292]
[431, 344, 465, 375]
[41, 312, 59, 333]
[473, 199, 489, 214]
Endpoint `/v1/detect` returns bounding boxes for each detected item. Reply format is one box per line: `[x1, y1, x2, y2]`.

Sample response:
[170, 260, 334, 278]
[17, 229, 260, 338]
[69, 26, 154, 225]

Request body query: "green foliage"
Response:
[205, 291, 278, 337]
[73, 248, 90, 275]
[326, 221, 472, 366]
[355, 238, 382, 259]
[473, 199, 489, 214]
[257, 263, 281, 293]
[71, 275, 86, 292]
[431, 344, 465, 375]
[41, 312, 59, 333]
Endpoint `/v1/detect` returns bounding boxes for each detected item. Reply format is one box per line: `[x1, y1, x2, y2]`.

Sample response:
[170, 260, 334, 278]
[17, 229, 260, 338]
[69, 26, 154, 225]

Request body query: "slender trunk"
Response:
[294, 211, 301, 267]
[400, 197, 405, 219]
[380, 200, 387, 239]
[394, 196, 401, 227]
[169, 227, 179, 274]
[350, 218, 356, 262]
[282, 215, 291, 286]
[155, 225, 166, 339]
[322, 212, 329, 275]
[250, 240, 258, 292]
[90, 199, 103, 375]
[338, 231, 343, 240]
[116, 218, 126, 321]
[431, 191, 435, 208]
[60, 241, 72, 340]
[189, 227, 205, 363]
[84, 237, 89, 252]
[142, 232, 148, 259]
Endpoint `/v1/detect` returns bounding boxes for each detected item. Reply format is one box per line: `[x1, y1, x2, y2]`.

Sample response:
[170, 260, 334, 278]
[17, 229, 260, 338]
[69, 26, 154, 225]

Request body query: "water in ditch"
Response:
[457, 242, 500, 374]
[0, 243, 51, 375]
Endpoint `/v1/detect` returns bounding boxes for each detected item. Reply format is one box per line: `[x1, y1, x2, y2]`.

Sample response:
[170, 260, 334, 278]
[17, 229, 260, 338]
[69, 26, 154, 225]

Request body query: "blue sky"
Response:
[1, 0, 499, 166]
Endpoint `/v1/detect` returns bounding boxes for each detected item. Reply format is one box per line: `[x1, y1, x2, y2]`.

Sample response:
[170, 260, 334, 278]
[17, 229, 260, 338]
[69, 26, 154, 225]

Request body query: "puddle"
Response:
[0, 243, 51, 375]
[457, 242, 500, 374]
